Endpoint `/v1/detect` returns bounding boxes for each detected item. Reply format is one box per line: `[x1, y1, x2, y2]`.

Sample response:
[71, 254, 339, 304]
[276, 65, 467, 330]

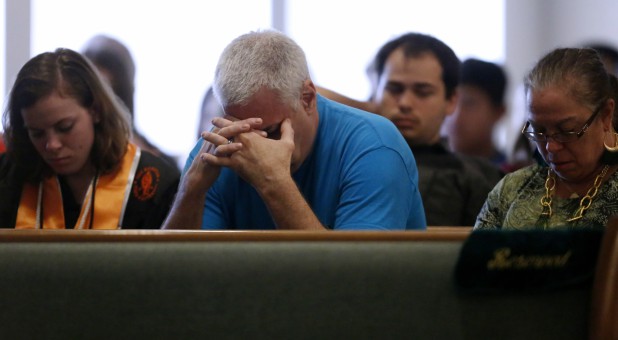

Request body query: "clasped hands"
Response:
[194, 116, 295, 191]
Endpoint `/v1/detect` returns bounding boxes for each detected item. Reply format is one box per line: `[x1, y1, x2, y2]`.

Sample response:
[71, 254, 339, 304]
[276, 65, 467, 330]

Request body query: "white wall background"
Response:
[288, 0, 504, 101]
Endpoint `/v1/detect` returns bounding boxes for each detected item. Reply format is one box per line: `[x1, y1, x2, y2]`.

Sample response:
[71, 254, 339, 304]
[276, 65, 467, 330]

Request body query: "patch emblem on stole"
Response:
[133, 167, 160, 201]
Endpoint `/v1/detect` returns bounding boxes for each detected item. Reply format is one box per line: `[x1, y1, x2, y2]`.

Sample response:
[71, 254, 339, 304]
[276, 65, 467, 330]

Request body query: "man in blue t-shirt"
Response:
[162, 30, 426, 230]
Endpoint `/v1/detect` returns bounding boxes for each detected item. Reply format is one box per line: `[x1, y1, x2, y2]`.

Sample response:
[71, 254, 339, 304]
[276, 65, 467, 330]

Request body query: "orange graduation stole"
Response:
[15, 144, 141, 229]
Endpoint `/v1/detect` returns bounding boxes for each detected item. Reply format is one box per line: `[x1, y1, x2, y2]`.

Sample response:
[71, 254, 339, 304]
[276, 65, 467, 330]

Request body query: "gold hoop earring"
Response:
[604, 132, 618, 152]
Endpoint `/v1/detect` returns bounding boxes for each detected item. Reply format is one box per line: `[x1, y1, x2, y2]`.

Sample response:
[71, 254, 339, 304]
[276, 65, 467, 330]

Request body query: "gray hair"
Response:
[213, 30, 310, 111]
[524, 47, 611, 111]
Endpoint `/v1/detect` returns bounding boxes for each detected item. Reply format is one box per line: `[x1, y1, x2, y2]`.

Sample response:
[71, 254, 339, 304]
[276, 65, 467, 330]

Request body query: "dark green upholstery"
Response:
[0, 241, 589, 339]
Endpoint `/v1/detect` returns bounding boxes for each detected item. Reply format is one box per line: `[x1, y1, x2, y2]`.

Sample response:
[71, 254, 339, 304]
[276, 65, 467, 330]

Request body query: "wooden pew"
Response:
[0, 228, 470, 242]
[0, 228, 596, 339]
[590, 217, 618, 340]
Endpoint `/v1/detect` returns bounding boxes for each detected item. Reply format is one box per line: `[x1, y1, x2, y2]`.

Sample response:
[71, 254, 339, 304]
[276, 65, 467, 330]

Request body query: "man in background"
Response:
[320, 32, 502, 226]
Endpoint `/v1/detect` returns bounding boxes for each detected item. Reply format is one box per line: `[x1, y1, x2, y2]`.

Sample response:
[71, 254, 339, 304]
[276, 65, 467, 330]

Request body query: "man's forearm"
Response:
[259, 176, 327, 230]
[161, 180, 208, 230]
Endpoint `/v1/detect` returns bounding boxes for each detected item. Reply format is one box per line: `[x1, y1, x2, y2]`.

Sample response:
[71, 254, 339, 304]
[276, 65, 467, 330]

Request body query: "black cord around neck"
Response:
[88, 171, 99, 229]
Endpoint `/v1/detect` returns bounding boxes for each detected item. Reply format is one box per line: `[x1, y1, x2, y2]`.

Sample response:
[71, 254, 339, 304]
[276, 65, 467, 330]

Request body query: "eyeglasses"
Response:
[521, 102, 605, 143]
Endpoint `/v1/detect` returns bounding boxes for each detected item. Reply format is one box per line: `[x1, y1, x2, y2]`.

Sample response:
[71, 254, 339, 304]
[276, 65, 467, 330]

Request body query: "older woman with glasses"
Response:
[475, 47, 618, 230]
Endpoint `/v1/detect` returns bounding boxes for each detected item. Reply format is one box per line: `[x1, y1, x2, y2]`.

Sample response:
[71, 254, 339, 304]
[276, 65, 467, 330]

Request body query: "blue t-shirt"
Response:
[184, 95, 426, 230]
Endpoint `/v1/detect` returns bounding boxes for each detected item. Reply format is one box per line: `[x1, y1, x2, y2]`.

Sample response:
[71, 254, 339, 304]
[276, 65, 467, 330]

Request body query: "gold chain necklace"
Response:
[540, 164, 609, 222]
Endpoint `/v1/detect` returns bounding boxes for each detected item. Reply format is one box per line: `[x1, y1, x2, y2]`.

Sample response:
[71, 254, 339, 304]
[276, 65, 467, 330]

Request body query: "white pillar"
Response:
[5, 0, 30, 97]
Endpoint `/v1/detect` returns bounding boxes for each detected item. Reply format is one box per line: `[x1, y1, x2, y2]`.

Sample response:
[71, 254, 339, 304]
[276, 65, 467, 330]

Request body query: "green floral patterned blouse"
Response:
[474, 164, 618, 230]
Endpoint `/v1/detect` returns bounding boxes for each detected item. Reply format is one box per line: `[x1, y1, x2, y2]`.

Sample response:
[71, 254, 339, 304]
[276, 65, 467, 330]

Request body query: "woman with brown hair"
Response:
[0, 48, 179, 229]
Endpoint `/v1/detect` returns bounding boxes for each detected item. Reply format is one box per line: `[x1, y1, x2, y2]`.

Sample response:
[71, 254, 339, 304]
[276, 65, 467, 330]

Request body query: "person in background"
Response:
[82, 35, 179, 170]
[319, 32, 502, 226]
[475, 47, 618, 230]
[0, 48, 180, 229]
[442, 58, 508, 170]
[162, 29, 426, 230]
[586, 42, 618, 76]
